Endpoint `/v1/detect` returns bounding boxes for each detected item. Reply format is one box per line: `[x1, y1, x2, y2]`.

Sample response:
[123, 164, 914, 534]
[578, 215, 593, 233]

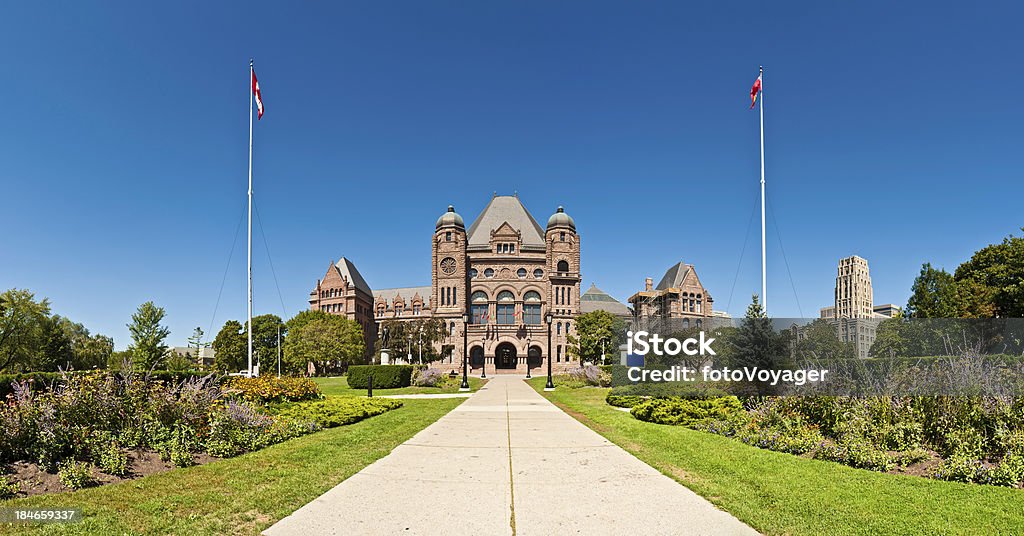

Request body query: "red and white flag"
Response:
[749, 72, 762, 109]
[252, 68, 264, 119]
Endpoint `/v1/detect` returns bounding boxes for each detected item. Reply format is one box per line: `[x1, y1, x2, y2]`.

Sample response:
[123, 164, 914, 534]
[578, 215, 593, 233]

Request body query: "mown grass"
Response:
[0, 398, 463, 535]
[527, 378, 1024, 536]
[313, 375, 486, 397]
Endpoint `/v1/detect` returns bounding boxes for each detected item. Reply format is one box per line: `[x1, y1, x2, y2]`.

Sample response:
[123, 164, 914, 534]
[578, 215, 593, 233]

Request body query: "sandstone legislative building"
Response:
[308, 195, 582, 374]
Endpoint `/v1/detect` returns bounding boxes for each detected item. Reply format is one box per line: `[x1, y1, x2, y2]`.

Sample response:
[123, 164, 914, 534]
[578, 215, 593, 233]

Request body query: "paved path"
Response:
[264, 376, 757, 536]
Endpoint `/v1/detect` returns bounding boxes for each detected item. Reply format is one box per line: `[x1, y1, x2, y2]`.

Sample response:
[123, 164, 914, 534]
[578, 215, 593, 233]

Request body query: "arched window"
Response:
[496, 291, 515, 324]
[557, 260, 569, 273]
[696, 319, 702, 329]
[523, 291, 542, 324]
[471, 291, 488, 324]
[557, 322, 562, 335]
[683, 318, 690, 329]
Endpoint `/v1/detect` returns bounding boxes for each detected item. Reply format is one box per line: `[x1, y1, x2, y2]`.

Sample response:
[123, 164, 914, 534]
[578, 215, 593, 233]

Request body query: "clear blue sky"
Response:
[2, 1, 1022, 348]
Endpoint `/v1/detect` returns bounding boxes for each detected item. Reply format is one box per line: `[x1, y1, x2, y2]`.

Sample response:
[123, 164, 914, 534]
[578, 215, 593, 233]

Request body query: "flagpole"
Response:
[758, 65, 767, 315]
[247, 58, 254, 377]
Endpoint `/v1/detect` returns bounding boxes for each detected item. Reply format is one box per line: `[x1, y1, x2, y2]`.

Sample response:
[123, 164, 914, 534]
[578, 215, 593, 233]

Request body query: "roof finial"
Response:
[557, 206, 564, 213]
[448, 204, 455, 212]
[493, 191, 497, 198]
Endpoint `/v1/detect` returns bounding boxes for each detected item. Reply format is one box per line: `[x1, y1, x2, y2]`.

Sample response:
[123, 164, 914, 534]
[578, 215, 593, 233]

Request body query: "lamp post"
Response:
[407, 334, 412, 364]
[460, 313, 470, 391]
[545, 313, 554, 390]
[525, 335, 532, 379]
[381, 326, 389, 364]
[418, 327, 423, 365]
[601, 337, 607, 366]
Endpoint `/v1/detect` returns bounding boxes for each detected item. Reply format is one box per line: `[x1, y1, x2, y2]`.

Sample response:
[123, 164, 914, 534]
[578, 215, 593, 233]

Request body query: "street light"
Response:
[460, 313, 470, 391]
[545, 312, 554, 390]
[525, 335, 532, 379]
[601, 337, 608, 366]
[418, 327, 423, 365]
[407, 334, 412, 364]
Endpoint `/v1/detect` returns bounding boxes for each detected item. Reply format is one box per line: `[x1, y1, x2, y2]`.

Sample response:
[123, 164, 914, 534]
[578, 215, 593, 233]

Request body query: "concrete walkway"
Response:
[264, 376, 757, 536]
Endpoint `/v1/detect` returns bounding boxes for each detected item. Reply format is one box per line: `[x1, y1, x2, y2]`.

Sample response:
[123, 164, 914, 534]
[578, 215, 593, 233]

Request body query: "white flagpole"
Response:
[247, 59, 254, 377]
[758, 65, 767, 315]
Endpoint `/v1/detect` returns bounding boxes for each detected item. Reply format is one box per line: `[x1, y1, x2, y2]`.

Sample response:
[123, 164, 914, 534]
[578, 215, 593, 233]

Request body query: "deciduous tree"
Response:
[127, 301, 170, 370]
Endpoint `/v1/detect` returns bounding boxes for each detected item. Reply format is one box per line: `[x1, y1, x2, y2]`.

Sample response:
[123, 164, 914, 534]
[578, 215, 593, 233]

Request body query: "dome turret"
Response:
[546, 206, 575, 231]
[435, 205, 465, 230]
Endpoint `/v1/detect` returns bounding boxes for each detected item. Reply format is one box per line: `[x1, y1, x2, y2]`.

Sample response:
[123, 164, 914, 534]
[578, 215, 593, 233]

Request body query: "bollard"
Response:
[367, 374, 373, 397]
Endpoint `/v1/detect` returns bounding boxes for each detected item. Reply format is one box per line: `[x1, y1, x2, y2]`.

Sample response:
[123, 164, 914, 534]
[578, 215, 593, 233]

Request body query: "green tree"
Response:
[212, 320, 246, 372]
[870, 315, 907, 358]
[248, 314, 285, 371]
[953, 231, 1024, 317]
[283, 312, 364, 375]
[794, 318, 855, 361]
[567, 310, 625, 365]
[0, 289, 52, 372]
[127, 301, 170, 370]
[906, 263, 958, 318]
[730, 295, 790, 394]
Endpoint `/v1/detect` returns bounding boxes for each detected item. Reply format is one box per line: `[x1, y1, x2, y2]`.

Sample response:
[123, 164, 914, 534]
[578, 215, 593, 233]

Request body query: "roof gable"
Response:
[467, 196, 545, 249]
[335, 257, 372, 296]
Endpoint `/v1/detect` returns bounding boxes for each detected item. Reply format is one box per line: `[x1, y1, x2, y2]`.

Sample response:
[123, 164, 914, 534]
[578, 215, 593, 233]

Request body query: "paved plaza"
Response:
[264, 376, 757, 536]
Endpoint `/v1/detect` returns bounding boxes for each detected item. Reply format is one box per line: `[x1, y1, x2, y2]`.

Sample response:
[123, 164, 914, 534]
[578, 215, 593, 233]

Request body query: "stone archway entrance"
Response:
[495, 342, 517, 369]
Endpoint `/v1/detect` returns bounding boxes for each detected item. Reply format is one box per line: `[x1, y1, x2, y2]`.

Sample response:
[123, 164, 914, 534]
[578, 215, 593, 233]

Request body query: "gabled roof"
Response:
[335, 257, 372, 296]
[466, 195, 546, 249]
[656, 262, 692, 290]
[580, 283, 632, 316]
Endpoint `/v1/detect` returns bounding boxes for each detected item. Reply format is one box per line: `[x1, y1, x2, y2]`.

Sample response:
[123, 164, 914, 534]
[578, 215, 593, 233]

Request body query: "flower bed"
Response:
[625, 394, 1024, 488]
[0, 371, 394, 498]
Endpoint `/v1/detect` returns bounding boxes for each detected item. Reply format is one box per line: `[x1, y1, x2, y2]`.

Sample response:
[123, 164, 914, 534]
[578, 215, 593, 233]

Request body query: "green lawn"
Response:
[0, 398, 463, 535]
[527, 378, 1024, 536]
[313, 375, 486, 396]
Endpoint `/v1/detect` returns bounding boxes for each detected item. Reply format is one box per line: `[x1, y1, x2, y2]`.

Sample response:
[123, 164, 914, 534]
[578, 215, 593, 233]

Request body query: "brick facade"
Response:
[309, 194, 582, 374]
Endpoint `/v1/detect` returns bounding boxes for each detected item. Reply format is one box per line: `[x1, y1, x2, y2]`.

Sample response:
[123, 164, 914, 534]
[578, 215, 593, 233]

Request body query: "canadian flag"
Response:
[252, 69, 264, 119]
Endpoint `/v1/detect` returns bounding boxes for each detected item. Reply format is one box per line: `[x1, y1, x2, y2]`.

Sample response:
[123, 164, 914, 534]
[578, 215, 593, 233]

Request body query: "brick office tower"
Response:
[309, 194, 582, 374]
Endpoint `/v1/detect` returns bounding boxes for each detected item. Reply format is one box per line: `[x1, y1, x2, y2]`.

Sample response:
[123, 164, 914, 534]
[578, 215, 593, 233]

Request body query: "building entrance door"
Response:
[495, 342, 517, 369]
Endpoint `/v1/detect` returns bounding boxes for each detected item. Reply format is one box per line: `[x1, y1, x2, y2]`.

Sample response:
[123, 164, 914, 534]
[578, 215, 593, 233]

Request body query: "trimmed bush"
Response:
[631, 397, 743, 427]
[606, 393, 646, 408]
[346, 365, 414, 389]
[225, 376, 322, 404]
[274, 398, 402, 428]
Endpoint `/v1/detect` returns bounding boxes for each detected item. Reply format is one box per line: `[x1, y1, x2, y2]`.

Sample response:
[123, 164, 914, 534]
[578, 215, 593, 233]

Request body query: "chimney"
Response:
[645, 277, 653, 291]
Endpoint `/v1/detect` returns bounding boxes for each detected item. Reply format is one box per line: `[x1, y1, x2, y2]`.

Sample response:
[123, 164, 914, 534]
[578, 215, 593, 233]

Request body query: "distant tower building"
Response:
[830, 255, 878, 358]
[834, 255, 874, 319]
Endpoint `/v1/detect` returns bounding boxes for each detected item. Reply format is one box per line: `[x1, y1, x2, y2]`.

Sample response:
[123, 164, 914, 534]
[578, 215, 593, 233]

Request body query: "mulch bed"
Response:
[3, 449, 219, 498]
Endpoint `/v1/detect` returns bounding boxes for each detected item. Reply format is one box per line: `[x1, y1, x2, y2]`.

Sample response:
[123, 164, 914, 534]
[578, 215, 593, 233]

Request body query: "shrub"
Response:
[814, 442, 895, 472]
[606, 393, 646, 408]
[412, 368, 444, 387]
[984, 453, 1024, 487]
[225, 376, 322, 404]
[631, 397, 743, 427]
[932, 455, 989, 484]
[564, 365, 611, 387]
[89, 432, 129, 477]
[607, 381, 732, 400]
[274, 398, 402, 428]
[205, 400, 319, 458]
[169, 426, 197, 467]
[57, 459, 95, 490]
[346, 365, 414, 389]
[0, 476, 19, 499]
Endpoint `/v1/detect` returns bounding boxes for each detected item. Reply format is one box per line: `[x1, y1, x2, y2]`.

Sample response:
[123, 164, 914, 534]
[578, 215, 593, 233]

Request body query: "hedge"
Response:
[346, 365, 414, 389]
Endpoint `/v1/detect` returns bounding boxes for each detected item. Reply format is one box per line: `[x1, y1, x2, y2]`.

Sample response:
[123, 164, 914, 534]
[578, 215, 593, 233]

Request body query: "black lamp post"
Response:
[545, 312, 554, 390]
[525, 335, 532, 379]
[460, 313, 470, 391]
[480, 312, 487, 379]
